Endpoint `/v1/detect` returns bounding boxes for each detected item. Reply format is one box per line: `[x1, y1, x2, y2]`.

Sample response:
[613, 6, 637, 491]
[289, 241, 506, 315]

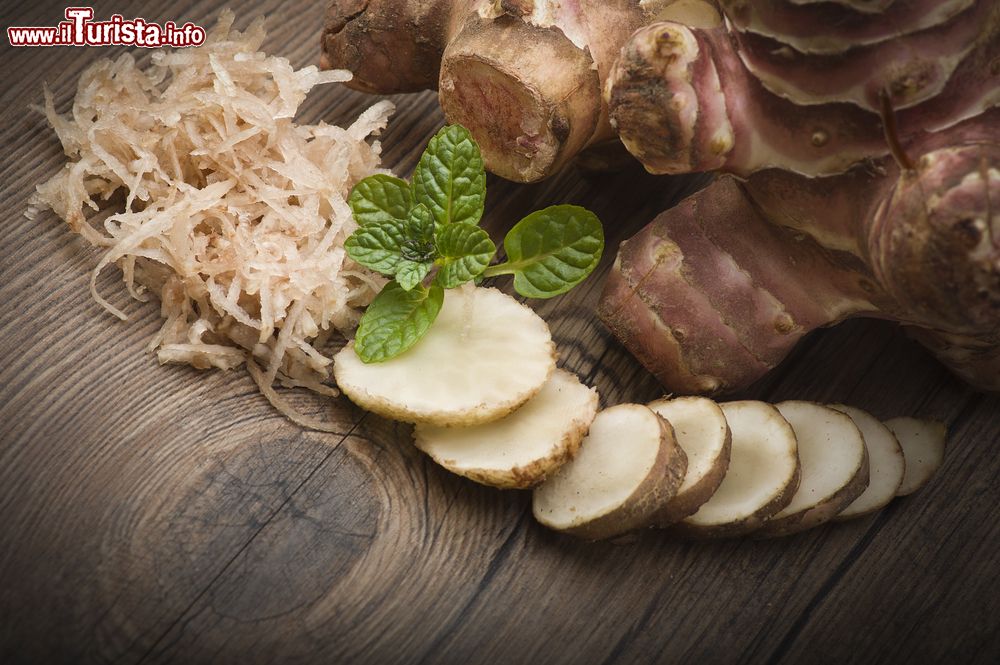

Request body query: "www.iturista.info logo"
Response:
[7, 7, 206, 47]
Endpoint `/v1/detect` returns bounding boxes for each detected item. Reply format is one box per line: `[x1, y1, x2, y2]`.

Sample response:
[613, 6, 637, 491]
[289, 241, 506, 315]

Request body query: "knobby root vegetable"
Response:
[413, 368, 599, 489]
[608, 5, 998, 177]
[718, 0, 975, 55]
[599, 177, 884, 394]
[333, 286, 555, 426]
[885, 417, 947, 496]
[600, 1, 1000, 395]
[757, 402, 868, 537]
[646, 396, 731, 526]
[533, 404, 687, 540]
[830, 404, 905, 520]
[320, 0, 460, 95]
[675, 401, 799, 538]
[321, 0, 680, 182]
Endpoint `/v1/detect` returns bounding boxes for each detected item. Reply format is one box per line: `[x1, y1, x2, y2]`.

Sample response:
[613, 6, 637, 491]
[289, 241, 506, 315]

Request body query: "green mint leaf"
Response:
[434, 223, 496, 289]
[349, 174, 413, 226]
[345, 220, 406, 275]
[412, 125, 486, 228]
[354, 281, 444, 363]
[401, 204, 437, 263]
[396, 260, 432, 291]
[484, 205, 604, 298]
[396, 205, 437, 288]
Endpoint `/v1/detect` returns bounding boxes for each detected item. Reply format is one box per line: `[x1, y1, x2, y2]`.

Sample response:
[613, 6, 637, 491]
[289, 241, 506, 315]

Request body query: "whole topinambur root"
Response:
[321, 0, 671, 181]
[319, 0, 1000, 395]
[600, 1, 1000, 394]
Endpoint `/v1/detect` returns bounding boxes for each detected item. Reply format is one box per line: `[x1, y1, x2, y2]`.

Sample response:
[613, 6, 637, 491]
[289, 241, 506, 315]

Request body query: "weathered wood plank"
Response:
[0, 5, 392, 663]
[769, 397, 1000, 665]
[1, 2, 998, 665]
[127, 162, 691, 664]
[130, 321, 995, 665]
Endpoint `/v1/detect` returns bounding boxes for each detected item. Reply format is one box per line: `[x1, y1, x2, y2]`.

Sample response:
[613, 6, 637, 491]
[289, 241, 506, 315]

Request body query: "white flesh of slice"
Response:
[884, 417, 947, 496]
[334, 286, 555, 426]
[762, 401, 868, 534]
[830, 405, 905, 519]
[681, 401, 799, 534]
[533, 404, 674, 536]
[413, 369, 599, 489]
[647, 396, 730, 524]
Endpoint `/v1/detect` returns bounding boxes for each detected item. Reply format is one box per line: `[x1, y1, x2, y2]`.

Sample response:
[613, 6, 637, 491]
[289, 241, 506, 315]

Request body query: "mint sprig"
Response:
[482, 205, 604, 298]
[348, 174, 412, 226]
[343, 220, 407, 274]
[435, 223, 496, 289]
[412, 124, 487, 228]
[354, 282, 444, 363]
[345, 124, 604, 363]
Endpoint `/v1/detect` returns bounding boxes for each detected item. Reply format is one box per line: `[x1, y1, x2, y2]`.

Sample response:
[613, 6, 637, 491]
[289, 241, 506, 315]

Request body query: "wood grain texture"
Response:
[1, 2, 998, 664]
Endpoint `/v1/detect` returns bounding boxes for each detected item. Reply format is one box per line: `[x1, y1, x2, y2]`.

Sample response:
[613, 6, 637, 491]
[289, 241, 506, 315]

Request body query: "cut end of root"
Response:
[439, 59, 558, 181]
[438, 17, 600, 182]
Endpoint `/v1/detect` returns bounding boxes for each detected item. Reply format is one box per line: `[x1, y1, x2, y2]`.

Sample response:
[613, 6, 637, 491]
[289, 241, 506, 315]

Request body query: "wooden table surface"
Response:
[2, 2, 998, 663]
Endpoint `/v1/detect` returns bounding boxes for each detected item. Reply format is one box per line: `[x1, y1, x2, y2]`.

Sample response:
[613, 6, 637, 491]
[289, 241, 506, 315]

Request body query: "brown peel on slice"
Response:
[757, 401, 869, 538]
[647, 396, 732, 526]
[414, 369, 599, 489]
[675, 401, 800, 539]
[533, 404, 687, 541]
[830, 404, 905, 520]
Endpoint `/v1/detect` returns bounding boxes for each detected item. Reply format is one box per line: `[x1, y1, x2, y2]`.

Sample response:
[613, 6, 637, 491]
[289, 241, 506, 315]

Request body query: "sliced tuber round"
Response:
[532, 404, 687, 541]
[884, 417, 947, 496]
[757, 401, 869, 538]
[334, 286, 555, 426]
[675, 401, 800, 539]
[830, 404, 905, 520]
[647, 396, 732, 526]
[413, 369, 599, 489]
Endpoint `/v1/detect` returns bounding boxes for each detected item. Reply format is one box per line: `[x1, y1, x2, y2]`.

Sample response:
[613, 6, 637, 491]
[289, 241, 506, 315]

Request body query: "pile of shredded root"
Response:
[27, 11, 393, 431]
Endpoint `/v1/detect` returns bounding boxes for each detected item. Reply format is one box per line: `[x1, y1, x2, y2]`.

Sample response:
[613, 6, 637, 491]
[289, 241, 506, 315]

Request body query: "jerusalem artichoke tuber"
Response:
[321, 0, 667, 181]
[601, 1, 1000, 394]
[320, 0, 1000, 395]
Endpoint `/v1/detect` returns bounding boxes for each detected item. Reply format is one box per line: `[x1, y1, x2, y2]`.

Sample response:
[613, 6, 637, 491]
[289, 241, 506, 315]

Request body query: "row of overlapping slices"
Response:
[332, 287, 945, 540]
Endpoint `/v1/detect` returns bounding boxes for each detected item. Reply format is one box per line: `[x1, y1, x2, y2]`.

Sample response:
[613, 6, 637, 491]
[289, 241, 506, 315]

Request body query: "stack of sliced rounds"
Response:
[830, 405, 905, 520]
[885, 417, 947, 496]
[647, 397, 731, 526]
[676, 401, 799, 538]
[757, 401, 869, 537]
[334, 287, 556, 426]
[334, 284, 949, 541]
[533, 404, 688, 540]
[413, 369, 599, 489]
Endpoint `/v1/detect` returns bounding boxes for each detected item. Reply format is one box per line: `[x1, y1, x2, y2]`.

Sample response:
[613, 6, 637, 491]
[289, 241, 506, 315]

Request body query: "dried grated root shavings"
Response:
[28, 11, 394, 431]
